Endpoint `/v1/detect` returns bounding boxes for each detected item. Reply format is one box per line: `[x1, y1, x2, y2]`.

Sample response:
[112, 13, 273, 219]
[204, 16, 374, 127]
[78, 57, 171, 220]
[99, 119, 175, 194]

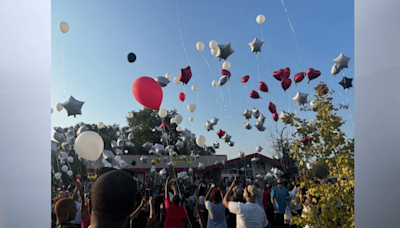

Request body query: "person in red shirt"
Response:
[164, 175, 187, 228]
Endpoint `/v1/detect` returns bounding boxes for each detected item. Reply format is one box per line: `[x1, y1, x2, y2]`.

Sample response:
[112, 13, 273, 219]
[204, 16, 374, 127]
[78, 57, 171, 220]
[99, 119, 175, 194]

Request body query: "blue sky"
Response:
[51, 0, 354, 160]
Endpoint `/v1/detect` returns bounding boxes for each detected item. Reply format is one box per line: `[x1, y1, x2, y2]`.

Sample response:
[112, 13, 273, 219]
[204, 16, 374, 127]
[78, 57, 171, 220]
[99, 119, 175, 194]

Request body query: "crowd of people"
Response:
[52, 169, 334, 228]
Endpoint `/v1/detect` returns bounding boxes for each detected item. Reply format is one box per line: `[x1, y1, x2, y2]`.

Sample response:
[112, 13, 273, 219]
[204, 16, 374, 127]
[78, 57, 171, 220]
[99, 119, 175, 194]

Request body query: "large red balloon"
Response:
[159, 123, 170, 132]
[307, 68, 321, 83]
[269, 102, 277, 114]
[241, 75, 250, 84]
[180, 66, 192, 84]
[221, 70, 231, 78]
[318, 84, 329, 95]
[132, 77, 163, 110]
[259, 82, 269, 92]
[250, 90, 261, 99]
[273, 69, 284, 81]
[272, 113, 279, 122]
[178, 92, 186, 102]
[282, 67, 291, 79]
[294, 72, 306, 84]
[281, 78, 292, 92]
[217, 129, 226, 138]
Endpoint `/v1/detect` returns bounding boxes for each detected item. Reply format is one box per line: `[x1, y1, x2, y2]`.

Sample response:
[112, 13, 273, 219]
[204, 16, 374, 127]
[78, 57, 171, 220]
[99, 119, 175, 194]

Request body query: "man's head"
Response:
[254, 182, 260, 188]
[243, 185, 258, 203]
[276, 178, 283, 185]
[327, 179, 333, 185]
[91, 170, 137, 228]
[54, 198, 77, 222]
[211, 189, 222, 203]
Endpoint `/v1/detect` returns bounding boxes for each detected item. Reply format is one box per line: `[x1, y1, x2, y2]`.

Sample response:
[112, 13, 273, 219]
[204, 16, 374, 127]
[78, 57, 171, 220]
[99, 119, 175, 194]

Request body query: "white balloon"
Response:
[127, 112, 134, 119]
[74, 131, 104, 161]
[187, 104, 196, 113]
[67, 170, 73, 177]
[54, 172, 62, 180]
[209, 40, 218, 50]
[256, 14, 266, 24]
[60, 160, 65, 165]
[97, 122, 105, 129]
[158, 109, 168, 118]
[59, 21, 70, 34]
[212, 80, 218, 87]
[67, 156, 74, 163]
[211, 48, 218, 56]
[175, 114, 183, 125]
[165, 73, 171, 79]
[196, 42, 204, 52]
[51, 108, 53, 114]
[222, 61, 231, 70]
[61, 165, 68, 172]
[174, 76, 181, 84]
[176, 126, 183, 132]
[115, 155, 121, 162]
[170, 117, 176, 124]
[196, 135, 206, 147]
[191, 85, 198, 91]
[189, 117, 194, 122]
[56, 103, 63, 112]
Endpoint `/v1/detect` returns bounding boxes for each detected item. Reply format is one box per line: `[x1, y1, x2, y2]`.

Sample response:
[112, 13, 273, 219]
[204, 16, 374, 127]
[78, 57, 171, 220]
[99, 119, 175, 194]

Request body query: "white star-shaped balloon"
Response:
[333, 53, 351, 69]
[248, 37, 264, 53]
[292, 91, 308, 106]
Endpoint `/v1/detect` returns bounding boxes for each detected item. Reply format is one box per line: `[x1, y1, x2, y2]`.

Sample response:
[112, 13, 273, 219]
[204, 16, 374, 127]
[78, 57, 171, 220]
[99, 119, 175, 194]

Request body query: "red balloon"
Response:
[272, 113, 279, 122]
[282, 67, 291, 79]
[221, 70, 231, 78]
[273, 69, 284, 81]
[178, 92, 186, 102]
[241, 75, 250, 84]
[318, 84, 329, 95]
[301, 138, 309, 146]
[250, 90, 261, 99]
[294, 72, 306, 84]
[307, 68, 321, 83]
[269, 102, 277, 114]
[281, 78, 292, 92]
[259, 82, 269, 92]
[217, 129, 226, 138]
[180, 66, 192, 84]
[159, 123, 170, 132]
[132, 77, 163, 110]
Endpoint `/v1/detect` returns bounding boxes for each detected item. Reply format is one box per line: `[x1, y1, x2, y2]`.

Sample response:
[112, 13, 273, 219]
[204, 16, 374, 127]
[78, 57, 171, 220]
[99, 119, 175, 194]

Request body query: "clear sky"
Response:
[51, 0, 354, 160]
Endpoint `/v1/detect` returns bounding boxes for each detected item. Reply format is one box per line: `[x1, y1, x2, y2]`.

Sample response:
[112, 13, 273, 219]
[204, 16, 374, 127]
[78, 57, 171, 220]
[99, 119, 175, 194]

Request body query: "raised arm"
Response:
[204, 184, 214, 202]
[145, 197, 156, 227]
[165, 176, 172, 199]
[223, 180, 235, 208]
[130, 197, 146, 220]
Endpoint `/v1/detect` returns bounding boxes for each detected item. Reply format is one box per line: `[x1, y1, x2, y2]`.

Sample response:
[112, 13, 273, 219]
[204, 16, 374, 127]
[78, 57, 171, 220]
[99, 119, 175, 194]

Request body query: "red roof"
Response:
[205, 153, 282, 171]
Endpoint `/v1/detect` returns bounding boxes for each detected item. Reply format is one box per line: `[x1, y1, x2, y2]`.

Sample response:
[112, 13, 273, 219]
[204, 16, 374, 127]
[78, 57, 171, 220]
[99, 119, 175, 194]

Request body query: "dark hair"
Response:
[172, 195, 181, 206]
[212, 190, 222, 204]
[91, 170, 137, 221]
[327, 179, 333, 183]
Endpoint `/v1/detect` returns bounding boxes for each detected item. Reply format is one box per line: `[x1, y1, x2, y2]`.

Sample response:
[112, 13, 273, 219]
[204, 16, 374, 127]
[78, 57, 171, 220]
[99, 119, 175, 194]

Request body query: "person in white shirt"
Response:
[223, 180, 268, 228]
[254, 182, 265, 210]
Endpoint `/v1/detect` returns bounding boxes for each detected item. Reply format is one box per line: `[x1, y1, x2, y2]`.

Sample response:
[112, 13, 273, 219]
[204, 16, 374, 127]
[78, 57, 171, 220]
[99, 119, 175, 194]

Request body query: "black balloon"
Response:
[62, 96, 84, 118]
[127, 53, 136, 63]
[339, 76, 353, 89]
[131, 160, 136, 166]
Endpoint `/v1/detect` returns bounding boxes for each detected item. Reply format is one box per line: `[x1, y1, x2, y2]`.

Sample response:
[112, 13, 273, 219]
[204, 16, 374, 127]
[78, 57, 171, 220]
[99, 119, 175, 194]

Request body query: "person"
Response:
[88, 170, 137, 228]
[254, 182, 265, 210]
[164, 175, 187, 228]
[204, 186, 227, 228]
[129, 196, 156, 228]
[302, 195, 318, 228]
[54, 198, 78, 228]
[263, 183, 275, 228]
[270, 178, 290, 228]
[289, 185, 303, 228]
[70, 182, 83, 228]
[223, 179, 268, 228]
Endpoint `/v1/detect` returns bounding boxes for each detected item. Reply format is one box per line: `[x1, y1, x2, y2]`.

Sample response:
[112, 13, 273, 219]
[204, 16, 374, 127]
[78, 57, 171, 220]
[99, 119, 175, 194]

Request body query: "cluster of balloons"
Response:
[242, 108, 267, 131]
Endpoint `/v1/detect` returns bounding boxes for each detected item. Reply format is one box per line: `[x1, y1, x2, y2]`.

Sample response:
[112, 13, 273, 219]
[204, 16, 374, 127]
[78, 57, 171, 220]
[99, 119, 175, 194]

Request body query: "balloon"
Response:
[256, 146, 263, 152]
[282, 68, 291, 79]
[221, 70, 231, 78]
[222, 61, 231, 70]
[160, 133, 170, 143]
[218, 75, 229, 86]
[76, 174, 82, 180]
[54, 132, 66, 143]
[209, 40, 218, 50]
[132, 77, 163, 110]
[128, 133, 134, 140]
[205, 121, 214, 131]
[259, 82, 269, 92]
[306, 163, 313, 170]
[331, 64, 341, 75]
[165, 73, 171, 79]
[127, 53, 137, 63]
[187, 104, 196, 113]
[318, 84, 329, 95]
[333, 53, 351, 69]
[175, 140, 184, 150]
[115, 155, 121, 162]
[154, 77, 170, 87]
[212, 80, 218, 87]
[238, 152, 245, 159]
[256, 14, 265, 24]
[159, 123, 170, 132]
[273, 69, 284, 81]
[213, 142, 220, 149]
[273, 113, 279, 122]
[111, 140, 118, 149]
[54, 172, 62, 180]
[255, 121, 266, 131]
[196, 42, 204, 52]
[196, 135, 206, 147]
[174, 114, 183, 125]
[216, 129, 225, 138]
[142, 142, 153, 151]
[189, 116, 194, 122]
[243, 123, 252, 130]
[250, 90, 260, 99]
[279, 111, 294, 125]
[54, 127, 65, 133]
[248, 37, 264, 53]
[251, 157, 259, 162]
[62, 142, 71, 151]
[216, 42, 234, 60]
[339, 76, 353, 89]
[191, 85, 198, 91]
[242, 109, 252, 120]
[67, 170, 73, 177]
[131, 160, 137, 166]
[61, 96, 84, 118]
[58, 21, 69, 34]
[176, 126, 182, 132]
[174, 76, 182, 84]
[62, 165, 68, 172]
[74, 131, 104, 161]
[281, 78, 292, 92]
[211, 48, 219, 56]
[292, 91, 308, 106]
[181, 128, 191, 138]
[158, 109, 168, 118]
[294, 72, 306, 84]
[117, 136, 124, 147]
[179, 66, 192, 84]
[127, 112, 134, 119]
[310, 99, 318, 110]
[140, 156, 148, 163]
[307, 68, 321, 83]
[252, 108, 260, 118]
[222, 133, 231, 143]
[210, 117, 218, 125]
[228, 141, 235, 147]
[97, 122, 105, 129]
[241, 75, 250, 84]
[67, 156, 73, 163]
[178, 92, 186, 102]
[258, 114, 266, 123]
[56, 103, 64, 111]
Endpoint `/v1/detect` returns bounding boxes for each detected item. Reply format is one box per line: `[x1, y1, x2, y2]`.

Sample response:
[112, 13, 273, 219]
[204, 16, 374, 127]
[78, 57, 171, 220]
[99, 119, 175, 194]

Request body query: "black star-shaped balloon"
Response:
[248, 37, 264, 53]
[131, 160, 136, 166]
[339, 76, 353, 89]
[62, 96, 84, 118]
[216, 42, 234, 61]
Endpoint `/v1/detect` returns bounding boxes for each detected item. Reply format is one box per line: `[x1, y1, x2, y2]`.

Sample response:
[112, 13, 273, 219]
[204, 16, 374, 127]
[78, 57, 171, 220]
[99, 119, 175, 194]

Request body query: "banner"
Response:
[171, 155, 192, 164]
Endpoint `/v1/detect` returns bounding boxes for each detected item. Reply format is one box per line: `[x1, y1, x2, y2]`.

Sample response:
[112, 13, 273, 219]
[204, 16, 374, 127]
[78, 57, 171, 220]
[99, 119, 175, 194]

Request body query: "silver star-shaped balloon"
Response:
[256, 125, 266, 131]
[115, 148, 123, 155]
[243, 123, 252, 130]
[205, 121, 214, 131]
[103, 150, 115, 163]
[117, 136, 124, 147]
[213, 142, 220, 149]
[160, 133, 170, 143]
[331, 64, 341, 75]
[292, 91, 308, 106]
[76, 125, 87, 136]
[54, 127, 65, 133]
[181, 128, 192, 138]
[142, 142, 153, 151]
[216, 42, 234, 60]
[190, 152, 196, 160]
[257, 114, 266, 123]
[218, 75, 229, 86]
[252, 108, 260, 118]
[67, 127, 75, 136]
[66, 134, 75, 145]
[279, 111, 293, 125]
[210, 117, 219, 125]
[140, 156, 148, 163]
[61, 96, 84, 118]
[254, 121, 264, 129]
[125, 142, 135, 147]
[154, 76, 170, 87]
[154, 144, 165, 153]
[256, 146, 263, 152]
[62, 142, 71, 151]
[128, 133, 134, 141]
[238, 152, 245, 159]
[53, 132, 66, 143]
[222, 134, 231, 143]
[175, 140, 184, 149]
[242, 109, 252, 120]
[248, 37, 264, 53]
[166, 145, 175, 151]
[228, 141, 235, 147]
[333, 53, 351, 69]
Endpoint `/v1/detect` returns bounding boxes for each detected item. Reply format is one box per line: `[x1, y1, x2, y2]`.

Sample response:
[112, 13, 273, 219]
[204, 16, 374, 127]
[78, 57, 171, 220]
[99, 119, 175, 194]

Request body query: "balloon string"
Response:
[62, 36, 66, 99]
[176, 1, 191, 67]
[255, 54, 264, 144]
[280, 0, 304, 72]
